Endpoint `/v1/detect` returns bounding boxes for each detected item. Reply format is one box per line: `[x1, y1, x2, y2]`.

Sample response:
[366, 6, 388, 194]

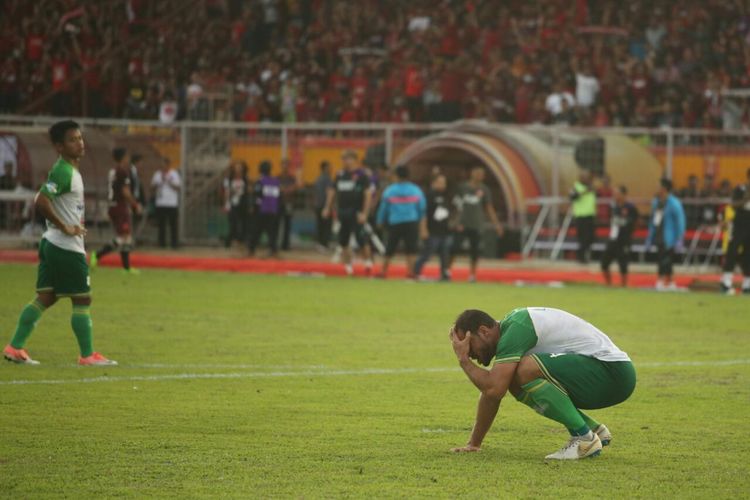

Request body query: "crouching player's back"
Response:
[449, 307, 635, 460]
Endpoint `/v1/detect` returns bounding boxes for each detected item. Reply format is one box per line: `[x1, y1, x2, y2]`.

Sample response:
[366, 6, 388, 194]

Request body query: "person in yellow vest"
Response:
[569, 170, 597, 263]
[721, 204, 735, 254]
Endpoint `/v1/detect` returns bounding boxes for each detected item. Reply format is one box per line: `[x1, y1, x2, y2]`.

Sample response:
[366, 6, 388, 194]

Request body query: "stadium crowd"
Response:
[2, 0, 750, 129]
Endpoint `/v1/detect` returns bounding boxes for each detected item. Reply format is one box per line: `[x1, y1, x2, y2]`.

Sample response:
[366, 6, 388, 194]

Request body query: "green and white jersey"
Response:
[494, 307, 630, 365]
[39, 157, 85, 254]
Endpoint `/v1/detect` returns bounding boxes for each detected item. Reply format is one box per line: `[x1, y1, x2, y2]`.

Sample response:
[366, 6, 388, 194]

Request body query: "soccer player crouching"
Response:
[3, 120, 117, 366]
[449, 307, 635, 460]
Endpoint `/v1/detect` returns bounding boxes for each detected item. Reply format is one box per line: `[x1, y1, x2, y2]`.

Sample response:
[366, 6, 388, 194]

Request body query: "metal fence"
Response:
[1, 115, 747, 269]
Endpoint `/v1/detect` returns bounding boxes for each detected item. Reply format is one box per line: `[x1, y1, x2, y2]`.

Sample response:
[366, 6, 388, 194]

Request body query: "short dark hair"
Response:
[320, 160, 330, 171]
[454, 309, 497, 335]
[131, 153, 143, 164]
[48, 120, 80, 145]
[395, 165, 409, 179]
[618, 185, 628, 195]
[660, 178, 673, 192]
[112, 147, 128, 162]
[259, 160, 272, 175]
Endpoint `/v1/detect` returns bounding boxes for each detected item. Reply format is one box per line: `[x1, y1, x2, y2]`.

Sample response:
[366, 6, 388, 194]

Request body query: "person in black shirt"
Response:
[720, 168, 750, 294]
[600, 185, 638, 287]
[414, 174, 453, 280]
[322, 150, 372, 276]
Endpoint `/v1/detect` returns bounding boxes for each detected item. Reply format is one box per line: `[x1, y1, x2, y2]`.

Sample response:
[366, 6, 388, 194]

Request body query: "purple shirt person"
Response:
[249, 160, 281, 257]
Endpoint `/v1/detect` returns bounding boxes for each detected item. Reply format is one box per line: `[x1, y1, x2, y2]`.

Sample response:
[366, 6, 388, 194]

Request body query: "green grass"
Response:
[0, 263, 748, 498]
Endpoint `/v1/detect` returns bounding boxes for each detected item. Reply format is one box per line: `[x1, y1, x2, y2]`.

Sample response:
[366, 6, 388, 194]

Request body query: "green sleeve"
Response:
[39, 164, 73, 199]
[494, 312, 538, 364]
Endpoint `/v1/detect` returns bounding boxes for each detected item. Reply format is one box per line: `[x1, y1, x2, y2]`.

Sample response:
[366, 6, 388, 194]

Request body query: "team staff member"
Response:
[570, 170, 596, 264]
[451, 167, 503, 282]
[91, 147, 142, 273]
[4, 120, 117, 366]
[414, 173, 453, 281]
[449, 307, 635, 460]
[249, 160, 281, 257]
[322, 150, 372, 276]
[375, 165, 426, 279]
[600, 186, 638, 287]
[151, 156, 181, 248]
[645, 178, 686, 291]
[720, 168, 750, 294]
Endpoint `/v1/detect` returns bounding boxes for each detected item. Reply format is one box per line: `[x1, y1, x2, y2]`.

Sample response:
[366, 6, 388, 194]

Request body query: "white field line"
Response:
[0, 359, 748, 386]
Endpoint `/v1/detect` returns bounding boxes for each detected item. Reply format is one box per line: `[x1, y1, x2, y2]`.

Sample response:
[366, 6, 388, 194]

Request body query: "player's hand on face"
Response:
[451, 329, 471, 361]
[451, 444, 481, 453]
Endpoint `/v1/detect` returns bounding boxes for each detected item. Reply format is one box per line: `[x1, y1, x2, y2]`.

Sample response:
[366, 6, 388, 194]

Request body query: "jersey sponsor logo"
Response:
[262, 185, 280, 197]
[337, 180, 356, 191]
[45, 181, 58, 194]
[549, 353, 566, 358]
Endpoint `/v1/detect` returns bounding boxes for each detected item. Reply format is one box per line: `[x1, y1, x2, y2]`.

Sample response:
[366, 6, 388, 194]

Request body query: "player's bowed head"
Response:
[449, 309, 500, 367]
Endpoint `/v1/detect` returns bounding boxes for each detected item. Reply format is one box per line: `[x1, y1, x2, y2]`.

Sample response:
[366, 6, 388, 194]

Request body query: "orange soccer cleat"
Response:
[3, 345, 40, 365]
[78, 352, 118, 366]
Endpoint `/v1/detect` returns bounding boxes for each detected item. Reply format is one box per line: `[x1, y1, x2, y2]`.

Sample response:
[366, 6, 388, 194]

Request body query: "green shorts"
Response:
[531, 353, 636, 410]
[36, 238, 91, 297]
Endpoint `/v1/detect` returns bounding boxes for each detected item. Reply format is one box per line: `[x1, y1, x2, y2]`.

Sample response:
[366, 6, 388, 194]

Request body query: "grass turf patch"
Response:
[0, 263, 748, 498]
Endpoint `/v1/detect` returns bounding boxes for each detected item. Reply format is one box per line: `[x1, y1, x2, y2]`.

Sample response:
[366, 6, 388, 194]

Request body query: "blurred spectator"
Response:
[720, 168, 750, 294]
[596, 174, 613, 226]
[313, 160, 333, 250]
[601, 185, 638, 287]
[249, 160, 282, 257]
[151, 156, 181, 248]
[413, 173, 453, 281]
[699, 173, 718, 225]
[546, 80, 576, 117]
[0, 0, 749, 128]
[679, 174, 700, 229]
[375, 165, 426, 279]
[570, 170, 596, 264]
[645, 178, 686, 291]
[278, 158, 299, 251]
[222, 160, 250, 249]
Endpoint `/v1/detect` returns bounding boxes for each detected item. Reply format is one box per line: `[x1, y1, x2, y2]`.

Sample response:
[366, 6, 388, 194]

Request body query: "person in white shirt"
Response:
[151, 156, 181, 248]
[574, 60, 600, 108]
[545, 80, 576, 116]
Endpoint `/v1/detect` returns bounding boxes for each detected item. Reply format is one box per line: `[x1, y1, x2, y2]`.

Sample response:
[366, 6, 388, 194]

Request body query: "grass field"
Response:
[1, 263, 748, 498]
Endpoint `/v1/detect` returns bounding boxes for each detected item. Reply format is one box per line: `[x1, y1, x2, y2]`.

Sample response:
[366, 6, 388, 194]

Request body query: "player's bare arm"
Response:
[35, 192, 86, 237]
[122, 184, 142, 215]
[450, 328, 518, 451]
[358, 187, 372, 224]
[485, 204, 504, 236]
[322, 186, 335, 218]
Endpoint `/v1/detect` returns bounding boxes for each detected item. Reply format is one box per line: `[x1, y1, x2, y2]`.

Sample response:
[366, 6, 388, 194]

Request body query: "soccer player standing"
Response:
[322, 150, 373, 276]
[90, 147, 142, 272]
[450, 167, 503, 282]
[449, 307, 635, 460]
[600, 185, 638, 286]
[3, 120, 117, 366]
[720, 168, 750, 294]
[248, 160, 282, 257]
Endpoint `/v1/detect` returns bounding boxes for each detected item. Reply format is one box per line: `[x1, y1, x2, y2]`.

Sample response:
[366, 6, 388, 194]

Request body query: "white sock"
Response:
[365, 259, 373, 268]
[743, 277, 750, 290]
[722, 272, 733, 288]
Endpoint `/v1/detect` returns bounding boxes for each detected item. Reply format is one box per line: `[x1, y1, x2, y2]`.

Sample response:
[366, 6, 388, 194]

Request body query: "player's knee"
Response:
[513, 356, 543, 387]
[73, 296, 92, 306]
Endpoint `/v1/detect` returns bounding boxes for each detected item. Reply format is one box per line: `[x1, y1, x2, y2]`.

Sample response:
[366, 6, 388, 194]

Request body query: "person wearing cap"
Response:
[323, 150, 373, 275]
[645, 178, 686, 291]
[376, 165, 426, 278]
